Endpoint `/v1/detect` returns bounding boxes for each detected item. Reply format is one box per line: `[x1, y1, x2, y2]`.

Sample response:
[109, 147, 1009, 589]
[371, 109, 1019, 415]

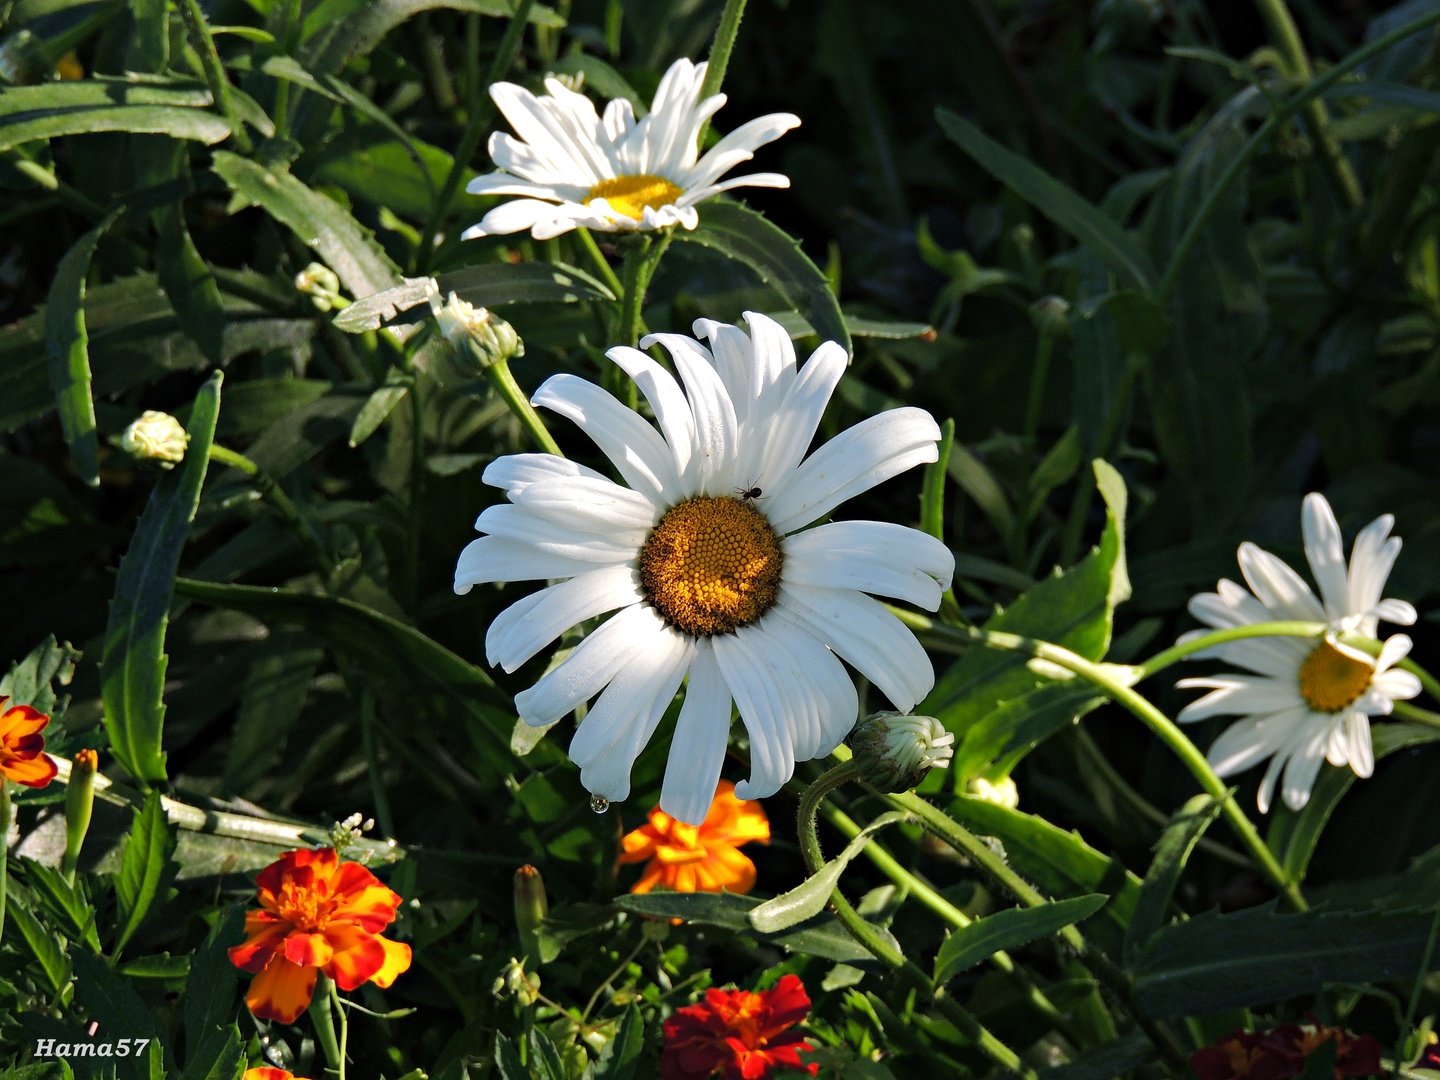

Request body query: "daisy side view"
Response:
[454, 312, 954, 824]
[1177, 493, 1420, 812]
[462, 58, 800, 241]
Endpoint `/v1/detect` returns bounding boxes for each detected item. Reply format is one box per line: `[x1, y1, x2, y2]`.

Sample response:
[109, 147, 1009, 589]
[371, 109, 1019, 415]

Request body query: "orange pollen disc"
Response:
[639, 496, 782, 637]
[276, 883, 330, 931]
[587, 174, 683, 219]
[1298, 640, 1373, 713]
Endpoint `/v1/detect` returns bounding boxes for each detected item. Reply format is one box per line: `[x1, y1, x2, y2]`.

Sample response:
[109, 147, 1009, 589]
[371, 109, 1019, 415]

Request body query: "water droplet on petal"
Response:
[590, 794, 610, 814]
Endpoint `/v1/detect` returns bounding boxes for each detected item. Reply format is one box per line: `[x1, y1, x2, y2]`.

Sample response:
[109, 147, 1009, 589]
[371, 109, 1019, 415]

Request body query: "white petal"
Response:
[463, 198, 575, 240]
[1371, 668, 1421, 701]
[489, 82, 607, 183]
[606, 345, 698, 486]
[740, 620, 824, 762]
[571, 627, 692, 802]
[642, 332, 739, 494]
[713, 631, 796, 800]
[693, 318, 755, 427]
[1374, 633, 1413, 673]
[602, 97, 635, 142]
[753, 340, 847, 488]
[1205, 706, 1307, 777]
[485, 565, 643, 672]
[783, 521, 953, 610]
[1372, 598, 1418, 626]
[1257, 742, 1290, 814]
[681, 112, 802, 191]
[508, 475, 659, 534]
[760, 605, 859, 757]
[677, 172, 792, 206]
[1176, 676, 1301, 722]
[466, 173, 586, 201]
[532, 374, 682, 503]
[1302, 493, 1349, 623]
[778, 583, 933, 712]
[1345, 712, 1375, 777]
[1280, 724, 1331, 811]
[472, 504, 638, 561]
[660, 642, 733, 825]
[766, 408, 941, 535]
[1236, 543, 1327, 622]
[483, 453, 608, 496]
[1346, 513, 1402, 619]
[454, 535, 595, 593]
[514, 603, 659, 724]
[1182, 637, 1309, 678]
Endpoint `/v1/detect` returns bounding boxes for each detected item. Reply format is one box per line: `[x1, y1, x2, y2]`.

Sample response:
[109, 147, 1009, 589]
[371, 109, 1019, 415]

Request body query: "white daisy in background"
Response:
[454, 312, 953, 824]
[1177, 493, 1421, 812]
[462, 58, 800, 241]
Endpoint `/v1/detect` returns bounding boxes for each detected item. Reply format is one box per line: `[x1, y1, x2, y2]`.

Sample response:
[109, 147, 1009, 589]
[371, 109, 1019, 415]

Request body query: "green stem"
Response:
[891, 610, 1307, 910]
[617, 231, 673, 347]
[272, 0, 300, 140]
[177, 0, 253, 155]
[1159, 8, 1440, 300]
[1023, 334, 1055, 446]
[820, 801, 1083, 1044]
[332, 980, 349, 1080]
[696, 0, 748, 147]
[798, 763, 1036, 1077]
[0, 780, 9, 949]
[360, 693, 395, 838]
[1392, 701, 1440, 731]
[1252, 0, 1363, 208]
[207, 444, 332, 570]
[485, 357, 564, 456]
[415, 0, 535, 273]
[576, 227, 625, 298]
[310, 974, 342, 1074]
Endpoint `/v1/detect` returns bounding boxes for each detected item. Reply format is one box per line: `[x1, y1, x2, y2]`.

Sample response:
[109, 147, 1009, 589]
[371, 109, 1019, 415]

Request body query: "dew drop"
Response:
[589, 794, 610, 815]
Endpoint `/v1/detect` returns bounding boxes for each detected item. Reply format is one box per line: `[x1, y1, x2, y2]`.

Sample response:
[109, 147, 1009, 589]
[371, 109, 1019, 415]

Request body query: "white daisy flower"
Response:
[461, 58, 800, 241]
[455, 312, 953, 824]
[1177, 493, 1420, 812]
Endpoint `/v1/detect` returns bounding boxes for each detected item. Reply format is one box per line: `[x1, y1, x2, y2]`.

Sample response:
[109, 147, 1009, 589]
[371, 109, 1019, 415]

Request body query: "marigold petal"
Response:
[629, 861, 670, 894]
[761, 974, 813, 1033]
[229, 916, 290, 974]
[331, 884, 403, 933]
[283, 931, 334, 968]
[618, 825, 661, 863]
[0, 752, 57, 788]
[323, 926, 387, 991]
[697, 843, 757, 894]
[245, 956, 317, 1024]
[243, 1069, 309, 1080]
[368, 935, 412, 988]
[0, 703, 51, 738]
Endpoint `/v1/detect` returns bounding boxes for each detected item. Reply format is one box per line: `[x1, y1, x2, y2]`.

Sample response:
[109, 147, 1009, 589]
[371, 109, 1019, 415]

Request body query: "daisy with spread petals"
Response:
[620, 780, 769, 895]
[0, 696, 57, 788]
[455, 312, 953, 825]
[662, 974, 820, 1079]
[228, 848, 411, 1024]
[462, 58, 799, 240]
[1178, 493, 1421, 812]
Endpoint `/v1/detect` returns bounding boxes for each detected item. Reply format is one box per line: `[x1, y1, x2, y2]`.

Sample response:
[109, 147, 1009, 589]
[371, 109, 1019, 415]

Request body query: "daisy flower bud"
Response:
[1029, 295, 1071, 339]
[427, 283, 523, 373]
[119, 410, 189, 468]
[851, 711, 955, 792]
[965, 774, 1020, 809]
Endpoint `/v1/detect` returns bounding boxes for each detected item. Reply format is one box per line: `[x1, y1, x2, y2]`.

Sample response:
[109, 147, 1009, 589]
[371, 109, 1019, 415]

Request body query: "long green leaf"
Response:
[114, 791, 178, 956]
[1132, 903, 1440, 1017]
[101, 373, 221, 784]
[934, 894, 1109, 985]
[155, 203, 226, 364]
[43, 212, 117, 487]
[0, 106, 230, 151]
[5, 892, 71, 993]
[935, 108, 1156, 291]
[1122, 793, 1223, 963]
[211, 151, 402, 304]
[673, 200, 852, 355]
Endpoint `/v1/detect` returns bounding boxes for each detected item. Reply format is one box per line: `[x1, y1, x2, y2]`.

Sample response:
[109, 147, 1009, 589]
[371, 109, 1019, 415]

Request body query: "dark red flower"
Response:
[662, 974, 819, 1079]
[1190, 1023, 1382, 1080]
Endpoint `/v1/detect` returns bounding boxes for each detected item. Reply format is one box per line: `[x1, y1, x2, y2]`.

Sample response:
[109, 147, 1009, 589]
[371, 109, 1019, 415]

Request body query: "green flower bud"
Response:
[427, 283, 523, 373]
[491, 956, 541, 1006]
[1029, 295, 1071, 339]
[965, 775, 1019, 809]
[119, 411, 189, 468]
[294, 262, 344, 311]
[514, 863, 549, 964]
[61, 748, 98, 881]
[850, 711, 955, 793]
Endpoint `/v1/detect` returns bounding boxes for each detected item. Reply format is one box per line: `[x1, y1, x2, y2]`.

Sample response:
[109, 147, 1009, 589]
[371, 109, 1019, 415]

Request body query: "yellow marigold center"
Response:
[639, 496, 782, 637]
[587, 173, 683, 219]
[277, 883, 329, 931]
[1298, 640, 1373, 713]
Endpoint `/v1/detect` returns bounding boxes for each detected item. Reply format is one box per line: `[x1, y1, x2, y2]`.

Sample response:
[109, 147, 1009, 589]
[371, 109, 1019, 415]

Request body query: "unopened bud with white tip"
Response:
[119, 411, 189, 468]
[850, 711, 955, 792]
[426, 280, 523, 373]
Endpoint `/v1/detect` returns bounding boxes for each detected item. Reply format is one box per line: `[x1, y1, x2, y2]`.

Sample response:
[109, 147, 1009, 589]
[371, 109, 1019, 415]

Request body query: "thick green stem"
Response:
[485, 358, 564, 456]
[332, 980, 350, 1080]
[1159, 9, 1440, 300]
[310, 974, 343, 1074]
[208, 444, 332, 570]
[0, 780, 9, 949]
[576, 227, 625, 298]
[797, 763, 1036, 1077]
[1252, 0, 1363, 208]
[617, 232, 673, 347]
[1392, 701, 1440, 732]
[177, 0, 252, 154]
[696, 0, 748, 147]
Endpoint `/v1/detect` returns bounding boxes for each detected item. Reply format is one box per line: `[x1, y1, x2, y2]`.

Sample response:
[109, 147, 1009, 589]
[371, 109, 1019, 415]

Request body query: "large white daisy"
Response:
[454, 312, 953, 824]
[1177, 493, 1420, 812]
[461, 58, 799, 241]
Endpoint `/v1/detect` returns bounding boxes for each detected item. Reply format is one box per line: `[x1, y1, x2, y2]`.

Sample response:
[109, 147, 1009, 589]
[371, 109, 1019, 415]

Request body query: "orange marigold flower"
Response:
[228, 848, 412, 1025]
[662, 974, 819, 1079]
[1191, 1022, 1382, 1079]
[243, 1069, 311, 1080]
[0, 696, 57, 788]
[618, 781, 769, 895]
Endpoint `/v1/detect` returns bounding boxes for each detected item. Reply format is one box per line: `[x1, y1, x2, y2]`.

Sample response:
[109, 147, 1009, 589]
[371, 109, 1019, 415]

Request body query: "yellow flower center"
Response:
[277, 882, 330, 931]
[1297, 640, 1373, 713]
[587, 174, 683, 219]
[639, 496, 782, 637]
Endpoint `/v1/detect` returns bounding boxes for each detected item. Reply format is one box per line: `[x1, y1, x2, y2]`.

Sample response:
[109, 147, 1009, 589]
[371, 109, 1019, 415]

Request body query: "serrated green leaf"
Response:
[594, 1003, 644, 1080]
[673, 201, 851, 355]
[117, 953, 190, 978]
[494, 1033, 528, 1080]
[44, 212, 117, 487]
[181, 1026, 243, 1080]
[184, 906, 244, 1052]
[767, 310, 935, 341]
[155, 203, 225, 364]
[614, 891, 890, 963]
[933, 460, 1129, 780]
[935, 108, 1155, 291]
[748, 812, 910, 933]
[114, 791, 178, 955]
[101, 373, 221, 784]
[6, 892, 71, 994]
[527, 1029, 567, 1080]
[0, 635, 81, 716]
[933, 894, 1108, 985]
[211, 151, 401, 305]
[19, 859, 99, 953]
[349, 373, 414, 447]
[1122, 794, 1223, 963]
[1132, 903, 1440, 1017]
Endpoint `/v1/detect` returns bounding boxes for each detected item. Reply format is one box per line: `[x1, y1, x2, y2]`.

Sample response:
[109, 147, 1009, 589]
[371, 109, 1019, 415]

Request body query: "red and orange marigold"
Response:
[0, 696, 57, 788]
[243, 1069, 311, 1080]
[661, 974, 820, 1079]
[228, 848, 411, 1024]
[618, 781, 769, 895]
[1191, 1022, 1382, 1080]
